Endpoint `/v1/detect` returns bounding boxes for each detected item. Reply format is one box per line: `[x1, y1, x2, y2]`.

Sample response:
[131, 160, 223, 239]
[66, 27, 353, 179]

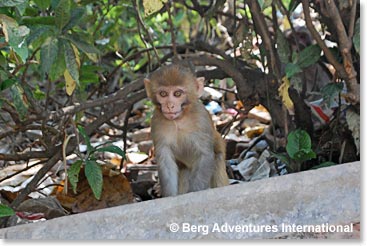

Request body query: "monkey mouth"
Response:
[163, 111, 182, 120]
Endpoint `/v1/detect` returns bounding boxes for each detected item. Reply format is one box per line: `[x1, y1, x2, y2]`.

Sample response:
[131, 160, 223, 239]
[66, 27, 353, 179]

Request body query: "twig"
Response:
[8, 88, 145, 207]
[0, 161, 43, 183]
[62, 133, 74, 194]
[133, 0, 160, 69]
[247, 0, 280, 78]
[339, 140, 346, 164]
[301, 0, 346, 77]
[184, 55, 253, 99]
[323, 0, 359, 104]
[348, 0, 357, 39]
[10, 150, 62, 208]
[165, 1, 178, 59]
[120, 105, 133, 171]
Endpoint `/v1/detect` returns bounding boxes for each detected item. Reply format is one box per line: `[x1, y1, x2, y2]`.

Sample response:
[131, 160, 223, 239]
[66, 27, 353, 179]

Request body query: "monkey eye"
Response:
[174, 90, 183, 97]
[159, 91, 168, 97]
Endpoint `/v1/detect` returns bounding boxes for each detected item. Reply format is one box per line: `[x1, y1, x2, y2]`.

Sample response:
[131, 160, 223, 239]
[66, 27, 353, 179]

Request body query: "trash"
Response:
[250, 161, 270, 181]
[248, 105, 271, 124]
[237, 157, 259, 181]
[205, 101, 223, 114]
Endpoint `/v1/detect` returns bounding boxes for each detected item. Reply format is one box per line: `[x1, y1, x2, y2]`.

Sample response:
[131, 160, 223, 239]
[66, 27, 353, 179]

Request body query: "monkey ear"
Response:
[144, 78, 152, 98]
[196, 77, 205, 98]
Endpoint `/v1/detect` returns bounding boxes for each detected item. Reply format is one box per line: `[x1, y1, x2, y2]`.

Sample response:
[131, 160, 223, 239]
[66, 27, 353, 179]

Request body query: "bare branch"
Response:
[246, 0, 280, 78]
[301, 0, 346, 76]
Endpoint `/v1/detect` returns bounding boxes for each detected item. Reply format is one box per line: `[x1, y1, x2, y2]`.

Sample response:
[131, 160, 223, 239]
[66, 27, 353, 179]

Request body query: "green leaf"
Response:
[22, 16, 55, 26]
[320, 82, 344, 107]
[95, 145, 125, 158]
[34, 85, 46, 100]
[276, 29, 291, 64]
[288, 0, 299, 12]
[85, 160, 103, 200]
[33, 0, 51, 11]
[257, 0, 272, 10]
[6, 26, 29, 62]
[293, 149, 316, 161]
[49, 40, 66, 81]
[297, 44, 321, 68]
[353, 18, 360, 54]
[64, 34, 99, 54]
[0, 204, 15, 218]
[0, 0, 26, 7]
[26, 26, 53, 50]
[311, 161, 336, 170]
[41, 38, 59, 78]
[55, 0, 71, 31]
[63, 40, 79, 83]
[286, 129, 316, 162]
[67, 160, 83, 194]
[285, 63, 301, 78]
[10, 84, 28, 120]
[77, 125, 93, 153]
[0, 79, 17, 91]
[62, 7, 85, 31]
[80, 65, 101, 84]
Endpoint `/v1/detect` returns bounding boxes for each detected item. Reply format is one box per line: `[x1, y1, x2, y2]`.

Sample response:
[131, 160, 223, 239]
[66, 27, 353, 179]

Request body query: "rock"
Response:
[237, 157, 259, 181]
[25, 130, 42, 140]
[244, 151, 258, 160]
[138, 140, 153, 154]
[17, 197, 67, 219]
[258, 149, 270, 164]
[131, 128, 151, 143]
[269, 161, 279, 177]
[0, 162, 360, 239]
[253, 139, 268, 153]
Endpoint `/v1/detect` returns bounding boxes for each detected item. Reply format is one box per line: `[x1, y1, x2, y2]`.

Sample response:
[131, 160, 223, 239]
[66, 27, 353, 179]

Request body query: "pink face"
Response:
[156, 86, 187, 120]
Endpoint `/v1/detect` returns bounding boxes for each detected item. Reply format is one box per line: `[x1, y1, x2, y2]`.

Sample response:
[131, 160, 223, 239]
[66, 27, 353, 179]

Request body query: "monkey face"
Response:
[156, 86, 188, 120]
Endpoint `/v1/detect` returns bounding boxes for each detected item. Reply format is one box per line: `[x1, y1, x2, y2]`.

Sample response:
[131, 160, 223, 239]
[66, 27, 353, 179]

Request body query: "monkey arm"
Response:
[156, 146, 179, 197]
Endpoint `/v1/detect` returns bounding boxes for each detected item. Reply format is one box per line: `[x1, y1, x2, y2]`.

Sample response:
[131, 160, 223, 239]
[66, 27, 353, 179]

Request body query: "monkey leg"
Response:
[187, 154, 215, 192]
[178, 168, 190, 194]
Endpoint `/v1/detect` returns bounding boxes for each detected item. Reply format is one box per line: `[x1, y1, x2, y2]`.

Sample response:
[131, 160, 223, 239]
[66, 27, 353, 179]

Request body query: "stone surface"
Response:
[0, 162, 360, 239]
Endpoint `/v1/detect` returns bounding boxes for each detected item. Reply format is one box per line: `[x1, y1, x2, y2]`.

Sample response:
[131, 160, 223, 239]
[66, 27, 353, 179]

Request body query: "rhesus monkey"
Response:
[144, 64, 229, 197]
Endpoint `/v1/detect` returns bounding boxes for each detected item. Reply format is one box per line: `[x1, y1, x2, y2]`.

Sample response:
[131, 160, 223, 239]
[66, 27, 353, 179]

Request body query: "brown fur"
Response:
[144, 64, 229, 197]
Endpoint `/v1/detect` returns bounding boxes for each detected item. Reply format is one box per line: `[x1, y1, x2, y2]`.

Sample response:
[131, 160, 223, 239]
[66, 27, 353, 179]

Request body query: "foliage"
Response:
[286, 129, 316, 162]
[285, 45, 322, 78]
[0, 204, 15, 218]
[67, 126, 125, 200]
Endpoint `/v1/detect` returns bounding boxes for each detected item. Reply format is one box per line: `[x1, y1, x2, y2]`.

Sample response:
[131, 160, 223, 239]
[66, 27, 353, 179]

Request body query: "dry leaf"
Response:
[278, 77, 294, 114]
[64, 69, 76, 96]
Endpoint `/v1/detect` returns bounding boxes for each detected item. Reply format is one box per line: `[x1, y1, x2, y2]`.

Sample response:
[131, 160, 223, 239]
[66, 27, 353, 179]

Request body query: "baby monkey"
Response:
[144, 64, 229, 197]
